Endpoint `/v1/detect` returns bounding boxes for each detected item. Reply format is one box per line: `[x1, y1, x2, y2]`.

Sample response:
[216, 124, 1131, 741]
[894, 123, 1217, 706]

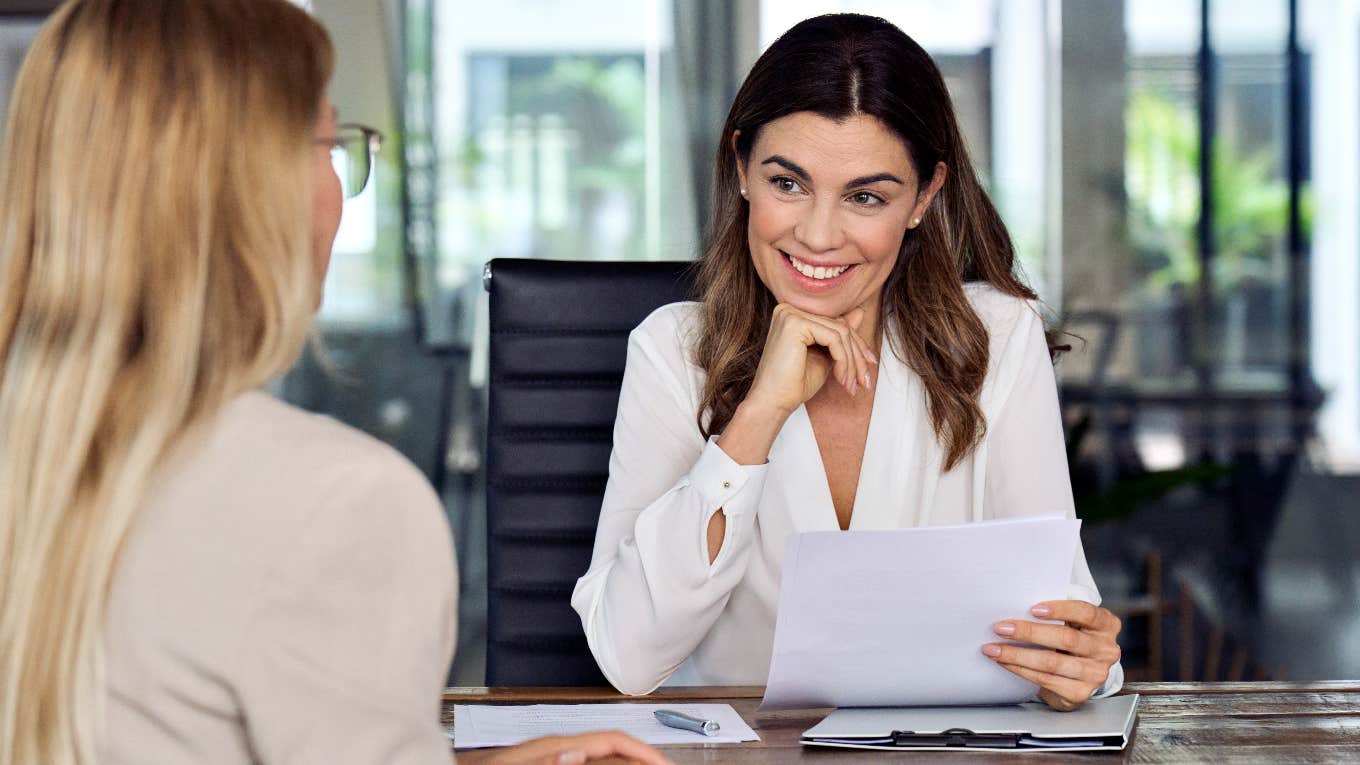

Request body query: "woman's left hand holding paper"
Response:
[981, 600, 1123, 711]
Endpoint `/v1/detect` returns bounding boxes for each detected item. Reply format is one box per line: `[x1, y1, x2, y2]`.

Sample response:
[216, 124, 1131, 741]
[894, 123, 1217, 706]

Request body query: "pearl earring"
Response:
[911, 217, 921, 227]
[740, 188, 748, 198]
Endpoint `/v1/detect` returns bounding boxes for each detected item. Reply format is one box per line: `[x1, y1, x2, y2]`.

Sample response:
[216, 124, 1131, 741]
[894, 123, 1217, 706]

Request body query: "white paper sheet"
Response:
[450, 703, 760, 748]
[761, 515, 1080, 709]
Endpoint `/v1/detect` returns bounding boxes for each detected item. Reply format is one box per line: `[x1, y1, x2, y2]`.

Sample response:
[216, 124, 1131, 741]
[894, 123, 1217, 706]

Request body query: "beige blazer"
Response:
[102, 392, 456, 764]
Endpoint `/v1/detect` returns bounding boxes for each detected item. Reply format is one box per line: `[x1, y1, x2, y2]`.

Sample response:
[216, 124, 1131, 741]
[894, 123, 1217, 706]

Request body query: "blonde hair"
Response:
[0, 2, 333, 763]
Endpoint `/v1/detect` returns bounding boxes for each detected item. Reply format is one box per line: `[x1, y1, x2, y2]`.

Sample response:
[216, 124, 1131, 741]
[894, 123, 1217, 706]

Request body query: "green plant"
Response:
[1125, 90, 1308, 294]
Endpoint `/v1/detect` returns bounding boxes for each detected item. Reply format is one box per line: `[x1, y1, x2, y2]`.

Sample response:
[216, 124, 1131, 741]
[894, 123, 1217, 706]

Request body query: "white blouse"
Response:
[572, 283, 1124, 697]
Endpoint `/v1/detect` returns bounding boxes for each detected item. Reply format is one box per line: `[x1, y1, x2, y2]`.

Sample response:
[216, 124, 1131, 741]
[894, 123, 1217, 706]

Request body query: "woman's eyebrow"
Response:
[759, 155, 903, 188]
[846, 172, 903, 186]
[760, 155, 811, 181]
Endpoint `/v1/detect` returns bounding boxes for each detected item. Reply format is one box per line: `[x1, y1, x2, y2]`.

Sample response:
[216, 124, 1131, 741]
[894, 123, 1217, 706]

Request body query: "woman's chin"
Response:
[771, 289, 855, 319]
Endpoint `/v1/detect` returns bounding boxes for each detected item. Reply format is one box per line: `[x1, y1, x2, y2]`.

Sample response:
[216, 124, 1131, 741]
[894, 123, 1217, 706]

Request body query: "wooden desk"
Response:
[443, 682, 1360, 762]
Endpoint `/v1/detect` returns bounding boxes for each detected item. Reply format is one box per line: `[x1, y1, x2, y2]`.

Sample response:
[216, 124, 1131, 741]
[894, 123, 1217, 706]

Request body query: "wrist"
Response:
[733, 396, 794, 424]
[716, 397, 790, 466]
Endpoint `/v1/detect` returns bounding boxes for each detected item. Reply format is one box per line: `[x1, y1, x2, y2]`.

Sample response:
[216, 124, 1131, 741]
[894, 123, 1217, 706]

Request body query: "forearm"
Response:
[574, 443, 767, 694]
[706, 399, 788, 561]
[576, 533, 745, 694]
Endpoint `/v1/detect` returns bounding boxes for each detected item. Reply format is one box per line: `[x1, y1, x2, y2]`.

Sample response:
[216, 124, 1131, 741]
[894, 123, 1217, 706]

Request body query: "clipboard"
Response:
[800, 694, 1139, 752]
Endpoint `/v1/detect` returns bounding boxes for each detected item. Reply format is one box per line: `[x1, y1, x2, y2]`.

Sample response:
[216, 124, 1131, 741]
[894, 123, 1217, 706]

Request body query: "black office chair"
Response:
[483, 258, 697, 686]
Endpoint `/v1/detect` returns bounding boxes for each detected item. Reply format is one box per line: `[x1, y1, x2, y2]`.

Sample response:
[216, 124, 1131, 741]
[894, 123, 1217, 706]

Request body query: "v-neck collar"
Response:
[770, 333, 944, 532]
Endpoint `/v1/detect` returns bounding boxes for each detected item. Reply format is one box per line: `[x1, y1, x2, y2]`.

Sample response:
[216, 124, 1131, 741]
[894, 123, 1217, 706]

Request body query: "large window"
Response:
[406, 0, 698, 351]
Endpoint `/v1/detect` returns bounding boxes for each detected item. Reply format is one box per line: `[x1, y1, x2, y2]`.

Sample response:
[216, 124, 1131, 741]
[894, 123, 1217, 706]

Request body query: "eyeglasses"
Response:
[319, 123, 384, 200]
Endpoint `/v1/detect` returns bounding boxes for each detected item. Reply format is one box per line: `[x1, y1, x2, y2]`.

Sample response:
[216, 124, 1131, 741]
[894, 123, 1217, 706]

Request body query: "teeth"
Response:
[787, 253, 850, 280]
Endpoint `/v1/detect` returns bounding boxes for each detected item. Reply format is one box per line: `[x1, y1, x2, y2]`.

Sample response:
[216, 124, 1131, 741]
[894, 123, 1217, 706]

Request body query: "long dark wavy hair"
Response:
[694, 13, 1038, 471]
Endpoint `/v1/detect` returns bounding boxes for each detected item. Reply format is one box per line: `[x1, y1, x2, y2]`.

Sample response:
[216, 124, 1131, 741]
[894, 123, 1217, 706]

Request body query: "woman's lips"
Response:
[780, 250, 857, 290]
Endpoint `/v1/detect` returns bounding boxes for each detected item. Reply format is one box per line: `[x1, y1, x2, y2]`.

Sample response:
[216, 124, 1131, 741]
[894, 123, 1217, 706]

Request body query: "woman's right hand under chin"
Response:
[713, 302, 879, 473]
[747, 302, 878, 414]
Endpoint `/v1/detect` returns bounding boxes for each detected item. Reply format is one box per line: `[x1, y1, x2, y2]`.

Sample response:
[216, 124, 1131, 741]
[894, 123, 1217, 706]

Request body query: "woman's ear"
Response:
[731, 129, 748, 193]
[909, 161, 948, 227]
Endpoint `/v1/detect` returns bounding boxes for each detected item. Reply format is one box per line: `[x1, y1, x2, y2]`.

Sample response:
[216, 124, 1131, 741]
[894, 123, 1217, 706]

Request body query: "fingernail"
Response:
[862, 372, 872, 390]
[981, 644, 1002, 658]
[1032, 605, 1052, 618]
[993, 622, 1016, 636]
[558, 751, 587, 765]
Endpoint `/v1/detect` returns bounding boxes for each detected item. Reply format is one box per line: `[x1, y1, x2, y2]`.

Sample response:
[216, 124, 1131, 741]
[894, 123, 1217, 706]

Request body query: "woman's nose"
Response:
[792, 198, 845, 253]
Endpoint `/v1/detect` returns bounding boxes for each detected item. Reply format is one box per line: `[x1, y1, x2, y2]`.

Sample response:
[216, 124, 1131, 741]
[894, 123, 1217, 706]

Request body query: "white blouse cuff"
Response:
[688, 436, 768, 516]
[1093, 659, 1125, 698]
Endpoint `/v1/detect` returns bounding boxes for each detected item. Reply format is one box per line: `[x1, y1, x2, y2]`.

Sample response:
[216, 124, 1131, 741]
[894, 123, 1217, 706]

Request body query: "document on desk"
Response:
[762, 515, 1081, 710]
[450, 703, 760, 748]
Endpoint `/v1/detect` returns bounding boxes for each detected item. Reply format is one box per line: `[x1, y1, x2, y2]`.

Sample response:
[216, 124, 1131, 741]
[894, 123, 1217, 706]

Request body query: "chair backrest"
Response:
[484, 258, 697, 686]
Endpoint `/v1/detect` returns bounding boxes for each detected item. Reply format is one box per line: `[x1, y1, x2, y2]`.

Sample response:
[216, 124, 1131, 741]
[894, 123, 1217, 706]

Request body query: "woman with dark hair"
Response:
[573, 13, 1123, 711]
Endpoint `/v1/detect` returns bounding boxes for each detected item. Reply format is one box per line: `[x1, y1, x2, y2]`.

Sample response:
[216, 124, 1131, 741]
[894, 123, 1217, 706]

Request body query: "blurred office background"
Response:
[1, 0, 1356, 686]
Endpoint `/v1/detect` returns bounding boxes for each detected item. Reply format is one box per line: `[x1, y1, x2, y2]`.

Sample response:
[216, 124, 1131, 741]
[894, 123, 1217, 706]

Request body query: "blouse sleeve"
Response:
[571, 307, 769, 695]
[235, 451, 458, 764]
[983, 304, 1125, 698]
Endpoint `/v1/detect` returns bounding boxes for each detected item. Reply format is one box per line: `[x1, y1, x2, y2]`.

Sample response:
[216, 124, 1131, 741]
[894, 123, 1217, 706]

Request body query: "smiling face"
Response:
[736, 112, 941, 324]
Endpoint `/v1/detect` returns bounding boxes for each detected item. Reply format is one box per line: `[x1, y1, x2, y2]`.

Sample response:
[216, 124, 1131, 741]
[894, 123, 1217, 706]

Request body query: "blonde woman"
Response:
[0, 2, 665, 764]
